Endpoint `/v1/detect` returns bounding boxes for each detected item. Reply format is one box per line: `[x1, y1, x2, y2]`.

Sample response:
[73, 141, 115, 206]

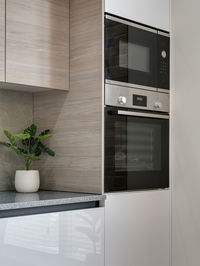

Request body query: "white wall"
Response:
[105, 0, 170, 31]
[171, 1, 200, 265]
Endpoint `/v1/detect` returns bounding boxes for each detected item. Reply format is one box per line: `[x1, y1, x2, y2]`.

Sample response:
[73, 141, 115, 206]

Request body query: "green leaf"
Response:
[46, 148, 55, 157]
[36, 134, 53, 140]
[28, 156, 41, 161]
[11, 146, 40, 162]
[29, 138, 40, 154]
[39, 129, 50, 136]
[22, 138, 29, 146]
[38, 142, 55, 156]
[34, 148, 42, 156]
[0, 141, 11, 148]
[24, 124, 37, 137]
[4, 130, 17, 146]
[11, 146, 25, 156]
[13, 133, 30, 140]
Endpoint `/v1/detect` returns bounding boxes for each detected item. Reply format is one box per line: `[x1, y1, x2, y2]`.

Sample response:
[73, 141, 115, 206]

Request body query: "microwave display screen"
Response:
[119, 40, 150, 73]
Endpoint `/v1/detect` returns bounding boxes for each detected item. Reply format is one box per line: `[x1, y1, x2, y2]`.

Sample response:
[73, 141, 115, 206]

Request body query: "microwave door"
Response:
[105, 17, 158, 89]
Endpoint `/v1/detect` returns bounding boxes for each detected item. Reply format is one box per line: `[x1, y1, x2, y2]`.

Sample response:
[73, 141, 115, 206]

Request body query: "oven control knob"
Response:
[118, 96, 127, 105]
[154, 102, 162, 109]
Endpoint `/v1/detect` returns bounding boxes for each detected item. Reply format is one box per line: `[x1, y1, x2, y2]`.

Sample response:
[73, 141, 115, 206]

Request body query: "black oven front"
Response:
[104, 107, 169, 192]
[105, 14, 170, 92]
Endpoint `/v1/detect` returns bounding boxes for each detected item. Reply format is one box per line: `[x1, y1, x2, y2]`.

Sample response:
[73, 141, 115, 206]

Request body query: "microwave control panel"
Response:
[158, 33, 170, 90]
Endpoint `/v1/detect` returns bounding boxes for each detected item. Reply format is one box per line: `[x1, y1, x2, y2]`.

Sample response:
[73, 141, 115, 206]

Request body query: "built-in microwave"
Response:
[105, 14, 170, 93]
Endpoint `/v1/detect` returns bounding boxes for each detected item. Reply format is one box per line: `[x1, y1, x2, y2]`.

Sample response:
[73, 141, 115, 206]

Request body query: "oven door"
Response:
[105, 15, 157, 89]
[105, 107, 169, 192]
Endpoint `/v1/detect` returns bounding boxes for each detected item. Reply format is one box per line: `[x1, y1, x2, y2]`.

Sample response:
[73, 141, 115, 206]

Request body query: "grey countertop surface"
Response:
[0, 191, 106, 211]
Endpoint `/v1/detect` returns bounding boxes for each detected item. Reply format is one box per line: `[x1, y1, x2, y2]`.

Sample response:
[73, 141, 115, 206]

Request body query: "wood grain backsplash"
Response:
[34, 0, 103, 194]
[0, 89, 33, 191]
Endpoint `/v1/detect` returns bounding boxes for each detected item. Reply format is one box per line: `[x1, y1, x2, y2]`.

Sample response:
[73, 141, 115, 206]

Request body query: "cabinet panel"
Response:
[105, 0, 170, 31]
[0, 207, 104, 266]
[105, 190, 170, 266]
[34, 0, 103, 194]
[0, 0, 5, 81]
[6, 0, 69, 90]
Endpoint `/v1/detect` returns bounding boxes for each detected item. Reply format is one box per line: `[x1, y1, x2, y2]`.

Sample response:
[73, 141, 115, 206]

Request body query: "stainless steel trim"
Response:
[118, 110, 169, 119]
[105, 83, 170, 113]
[158, 88, 170, 94]
[106, 79, 157, 92]
[158, 31, 170, 37]
[105, 14, 157, 34]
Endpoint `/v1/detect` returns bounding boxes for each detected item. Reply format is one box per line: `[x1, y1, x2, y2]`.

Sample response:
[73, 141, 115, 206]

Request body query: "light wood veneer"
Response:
[0, 0, 5, 81]
[34, 0, 104, 194]
[6, 0, 69, 90]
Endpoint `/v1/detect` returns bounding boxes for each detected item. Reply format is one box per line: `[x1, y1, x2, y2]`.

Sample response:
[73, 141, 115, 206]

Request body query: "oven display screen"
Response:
[133, 94, 147, 107]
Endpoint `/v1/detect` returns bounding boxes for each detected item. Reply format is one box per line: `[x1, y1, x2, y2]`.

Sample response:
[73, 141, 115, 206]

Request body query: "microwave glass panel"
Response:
[119, 40, 150, 73]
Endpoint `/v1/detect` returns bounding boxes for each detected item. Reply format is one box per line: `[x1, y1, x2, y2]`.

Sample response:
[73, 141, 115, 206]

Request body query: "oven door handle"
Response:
[117, 110, 169, 119]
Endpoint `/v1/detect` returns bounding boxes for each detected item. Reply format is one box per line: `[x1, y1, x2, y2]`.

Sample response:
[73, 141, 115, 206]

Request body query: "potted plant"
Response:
[0, 124, 55, 193]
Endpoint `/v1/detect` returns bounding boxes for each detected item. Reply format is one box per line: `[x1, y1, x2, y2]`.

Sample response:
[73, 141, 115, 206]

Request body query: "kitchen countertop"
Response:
[0, 191, 106, 218]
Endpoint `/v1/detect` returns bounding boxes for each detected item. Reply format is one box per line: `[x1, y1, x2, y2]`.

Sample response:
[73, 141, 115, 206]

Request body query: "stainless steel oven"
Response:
[104, 86, 169, 192]
[105, 14, 170, 93]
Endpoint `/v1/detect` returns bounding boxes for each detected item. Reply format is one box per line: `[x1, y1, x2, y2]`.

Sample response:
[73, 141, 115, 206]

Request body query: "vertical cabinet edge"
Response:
[0, 0, 5, 82]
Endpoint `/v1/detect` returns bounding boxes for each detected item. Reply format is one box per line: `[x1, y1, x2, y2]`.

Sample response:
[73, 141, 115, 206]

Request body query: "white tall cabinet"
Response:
[105, 0, 170, 31]
[0, 208, 104, 266]
[105, 190, 170, 266]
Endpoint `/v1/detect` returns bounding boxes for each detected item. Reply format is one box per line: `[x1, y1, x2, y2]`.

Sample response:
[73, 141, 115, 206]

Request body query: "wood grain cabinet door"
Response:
[6, 0, 69, 90]
[0, 0, 5, 82]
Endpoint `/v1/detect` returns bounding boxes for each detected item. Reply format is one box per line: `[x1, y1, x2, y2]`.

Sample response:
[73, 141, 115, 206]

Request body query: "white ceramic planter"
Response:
[15, 170, 40, 193]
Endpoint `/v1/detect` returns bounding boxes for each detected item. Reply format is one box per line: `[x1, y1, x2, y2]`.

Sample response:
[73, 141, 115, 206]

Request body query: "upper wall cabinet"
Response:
[0, 0, 5, 82]
[105, 0, 170, 32]
[6, 0, 69, 90]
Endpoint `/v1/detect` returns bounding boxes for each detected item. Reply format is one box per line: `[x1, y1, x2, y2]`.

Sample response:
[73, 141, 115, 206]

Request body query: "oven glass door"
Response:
[105, 108, 169, 192]
[105, 17, 157, 88]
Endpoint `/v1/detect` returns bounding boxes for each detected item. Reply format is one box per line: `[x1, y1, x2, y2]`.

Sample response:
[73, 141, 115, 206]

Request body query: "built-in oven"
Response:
[104, 86, 169, 192]
[105, 14, 170, 93]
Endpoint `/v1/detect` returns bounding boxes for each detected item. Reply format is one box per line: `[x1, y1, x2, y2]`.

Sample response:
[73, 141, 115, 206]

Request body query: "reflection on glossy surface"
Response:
[0, 208, 104, 266]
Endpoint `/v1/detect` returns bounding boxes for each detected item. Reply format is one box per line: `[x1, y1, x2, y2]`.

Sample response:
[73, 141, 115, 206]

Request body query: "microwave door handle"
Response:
[117, 110, 169, 119]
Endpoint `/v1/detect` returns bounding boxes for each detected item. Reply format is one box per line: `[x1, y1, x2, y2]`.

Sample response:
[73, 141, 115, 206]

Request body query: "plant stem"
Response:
[25, 137, 32, 170]
[25, 158, 31, 170]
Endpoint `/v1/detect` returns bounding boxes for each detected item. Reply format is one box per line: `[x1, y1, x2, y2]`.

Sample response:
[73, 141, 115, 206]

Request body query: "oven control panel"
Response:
[105, 83, 169, 113]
